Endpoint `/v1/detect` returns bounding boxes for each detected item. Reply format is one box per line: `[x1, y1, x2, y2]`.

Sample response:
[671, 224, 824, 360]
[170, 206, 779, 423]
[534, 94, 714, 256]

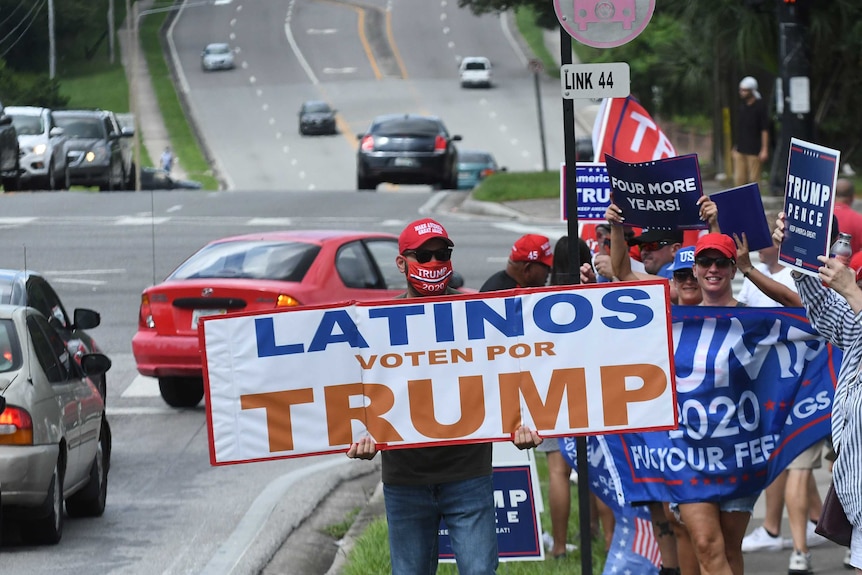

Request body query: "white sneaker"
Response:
[788, 550, 812, 575]
[805, 520, 829, 548]
[742, 526, 786, 552]
[844, 548, 853, 570]
[569, 470, 578, 484]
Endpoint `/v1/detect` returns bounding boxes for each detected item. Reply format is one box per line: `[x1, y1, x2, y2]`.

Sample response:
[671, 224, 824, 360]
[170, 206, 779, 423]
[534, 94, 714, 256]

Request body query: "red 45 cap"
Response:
[511, 234, 554, 267]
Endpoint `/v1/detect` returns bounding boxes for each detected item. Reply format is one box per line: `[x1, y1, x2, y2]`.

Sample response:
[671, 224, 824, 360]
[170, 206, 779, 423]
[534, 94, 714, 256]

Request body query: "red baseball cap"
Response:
[511, 234, 554, 267]
[694, 233, 737, 259]
[398, 218, 454, 253]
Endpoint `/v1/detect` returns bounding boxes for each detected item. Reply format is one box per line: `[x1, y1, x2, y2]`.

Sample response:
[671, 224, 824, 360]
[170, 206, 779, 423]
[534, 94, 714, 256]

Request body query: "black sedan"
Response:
[356, 114, 461, 191]
[298, 100, 337, 135]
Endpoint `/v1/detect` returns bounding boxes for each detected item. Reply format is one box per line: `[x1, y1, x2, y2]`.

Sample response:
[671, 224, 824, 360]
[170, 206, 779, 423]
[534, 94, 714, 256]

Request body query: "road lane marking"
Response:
[284, 0, 320, 85]
[385, 5, 408, 79]
[122, 374, 160, 397]
[115, 216, 170, 225]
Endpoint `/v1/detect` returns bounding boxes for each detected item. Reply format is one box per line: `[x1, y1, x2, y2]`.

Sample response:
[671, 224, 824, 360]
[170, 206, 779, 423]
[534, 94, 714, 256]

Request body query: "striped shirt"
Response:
[795, 274, 862, 523]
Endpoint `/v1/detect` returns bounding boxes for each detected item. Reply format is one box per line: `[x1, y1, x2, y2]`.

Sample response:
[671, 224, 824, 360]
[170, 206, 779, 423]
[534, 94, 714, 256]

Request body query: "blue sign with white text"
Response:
[779, 138, 841, 275]
[438, 465, 542, 561]
[605, 154, 705, 230]
[560, 163, 613, 222]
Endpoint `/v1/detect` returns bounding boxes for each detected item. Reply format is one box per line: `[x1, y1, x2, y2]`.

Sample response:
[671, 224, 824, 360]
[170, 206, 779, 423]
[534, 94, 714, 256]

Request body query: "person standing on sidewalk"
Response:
[733, 76, 770, 188]
[479, 233, 557, 291]
[347, 218, 543, 575]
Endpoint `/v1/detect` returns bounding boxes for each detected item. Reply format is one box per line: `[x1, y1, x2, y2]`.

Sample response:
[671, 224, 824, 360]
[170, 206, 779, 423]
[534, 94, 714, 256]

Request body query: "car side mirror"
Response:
[451, 135, 462, 141]
[0, 394, 5, 415]
[500, 166, 508, 172]
[81, 353, 112, 377]
[449, 271, 465, 289]
[0, 115, 10, 126]
[49, 126, 64, 137]
[73, 308, 101, 330]
[356, 134, 364, 140]
[121, 127, 135, 138]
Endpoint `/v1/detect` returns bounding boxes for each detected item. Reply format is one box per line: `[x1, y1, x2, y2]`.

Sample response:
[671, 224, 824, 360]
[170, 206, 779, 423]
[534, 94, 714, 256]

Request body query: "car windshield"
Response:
[207, 45, 231, 55]
[304, 102, 331, 113]
[169, 240, 320, 282]
[10, 115, 44, 136]
[374, 119, 441, 137]
[53, 117, 103, 139]
[0, 319, 21, 373]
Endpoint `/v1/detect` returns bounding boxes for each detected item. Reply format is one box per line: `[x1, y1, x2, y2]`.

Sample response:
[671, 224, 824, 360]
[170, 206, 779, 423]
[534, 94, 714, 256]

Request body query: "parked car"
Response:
[356, 114, 461, 191]
[132, 230, 408, 408]
[459, 56, 492, 88]
[6, 106, 70, 190]
[0, 305, 112, 545]
[53, 109, 135, 191]
[0, 101, 20, 191]
[0, 269, 105, 400]
[201, 43, 235, 71]
[298, 100, 337, 135]
[140, 166, 202, 190]
[456, 149, 505, 190]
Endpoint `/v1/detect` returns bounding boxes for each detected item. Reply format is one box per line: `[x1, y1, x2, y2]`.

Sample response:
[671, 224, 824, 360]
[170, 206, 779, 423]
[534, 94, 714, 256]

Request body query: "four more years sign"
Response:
[202, 281, 677, 465]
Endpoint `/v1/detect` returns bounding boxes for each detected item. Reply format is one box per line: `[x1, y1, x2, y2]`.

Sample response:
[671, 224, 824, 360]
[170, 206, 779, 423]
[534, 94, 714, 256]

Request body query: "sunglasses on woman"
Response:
[638, 240, 674, 253]
[402, 248, 453, 263]
[673, 269, 696, 282]
[695, 256, 735, 268]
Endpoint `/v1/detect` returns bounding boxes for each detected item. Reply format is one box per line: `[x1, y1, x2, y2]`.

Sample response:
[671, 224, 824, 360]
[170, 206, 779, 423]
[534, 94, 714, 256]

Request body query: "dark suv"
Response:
[356, 114, 461, 191]
[53, 109, 134, 191]
[0, 101, 20, 191]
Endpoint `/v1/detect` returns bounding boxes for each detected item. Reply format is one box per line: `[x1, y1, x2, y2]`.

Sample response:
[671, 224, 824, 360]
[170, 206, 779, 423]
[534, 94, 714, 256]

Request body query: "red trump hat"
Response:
[399, 218, 454, 253]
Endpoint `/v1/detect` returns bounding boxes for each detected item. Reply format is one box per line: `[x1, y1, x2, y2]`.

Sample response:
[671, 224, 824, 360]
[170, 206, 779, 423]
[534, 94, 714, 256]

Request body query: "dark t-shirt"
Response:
[479, 270, 519, 292]
[382, 286, 493, 485]
[735, 98, 769, 156]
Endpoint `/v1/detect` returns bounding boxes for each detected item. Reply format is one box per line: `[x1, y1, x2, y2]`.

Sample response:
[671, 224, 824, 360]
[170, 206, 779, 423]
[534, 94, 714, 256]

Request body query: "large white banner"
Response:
[202, 282, 677, 465]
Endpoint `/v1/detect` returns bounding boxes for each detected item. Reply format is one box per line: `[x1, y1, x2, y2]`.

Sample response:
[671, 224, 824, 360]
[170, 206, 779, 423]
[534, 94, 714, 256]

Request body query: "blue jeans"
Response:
[383, 475, 498, 575]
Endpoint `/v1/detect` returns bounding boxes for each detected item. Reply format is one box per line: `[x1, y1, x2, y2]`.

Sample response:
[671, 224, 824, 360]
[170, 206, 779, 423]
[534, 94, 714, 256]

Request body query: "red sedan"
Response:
[132, 230, 408, 408]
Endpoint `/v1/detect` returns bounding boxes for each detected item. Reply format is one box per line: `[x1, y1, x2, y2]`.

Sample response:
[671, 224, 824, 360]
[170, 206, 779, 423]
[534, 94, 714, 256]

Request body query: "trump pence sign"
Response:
[202, 282, 677, 465]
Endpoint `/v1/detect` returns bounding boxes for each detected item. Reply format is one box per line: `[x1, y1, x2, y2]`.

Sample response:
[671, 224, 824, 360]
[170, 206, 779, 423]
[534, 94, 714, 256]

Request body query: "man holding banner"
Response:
[347, 217, 542, 575]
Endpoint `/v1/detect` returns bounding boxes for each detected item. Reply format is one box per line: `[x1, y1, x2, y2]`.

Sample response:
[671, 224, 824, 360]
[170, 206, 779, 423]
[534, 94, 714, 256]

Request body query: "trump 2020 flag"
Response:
[602, 306, 838, 505]
[593, 96, 677, 163]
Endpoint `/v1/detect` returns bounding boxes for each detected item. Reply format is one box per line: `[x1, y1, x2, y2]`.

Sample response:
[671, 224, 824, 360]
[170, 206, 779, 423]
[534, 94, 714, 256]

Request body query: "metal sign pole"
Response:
[559, 25, 591, 575]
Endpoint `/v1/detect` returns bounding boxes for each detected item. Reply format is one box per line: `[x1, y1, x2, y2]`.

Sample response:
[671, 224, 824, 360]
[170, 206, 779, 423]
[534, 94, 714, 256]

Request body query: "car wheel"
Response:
[45, 161, 56, 191]
[20, 457, 64, 545]
[159, 377, 204, 408]
[57, 163, 70, 190]
[99, 165, 115, 192]
[2, 175, 19, 192]
[66, 419, 110, 518]
[357, 175, 376, 191]
[126, 164, 136, 190]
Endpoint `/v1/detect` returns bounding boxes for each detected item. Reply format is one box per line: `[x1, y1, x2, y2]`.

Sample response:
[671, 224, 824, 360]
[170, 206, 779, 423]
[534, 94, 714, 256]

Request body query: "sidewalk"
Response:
[118, 0, 188, 181]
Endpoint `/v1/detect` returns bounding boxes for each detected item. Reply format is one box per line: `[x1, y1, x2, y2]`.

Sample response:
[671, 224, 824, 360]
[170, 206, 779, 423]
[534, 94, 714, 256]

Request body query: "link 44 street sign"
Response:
[561, 62, 630, 99]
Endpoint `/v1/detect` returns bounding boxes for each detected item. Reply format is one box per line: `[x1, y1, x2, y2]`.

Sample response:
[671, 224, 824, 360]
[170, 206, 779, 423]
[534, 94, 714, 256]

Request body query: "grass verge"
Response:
[514, 7, 560, 79]
[321, 507, 361, 540]
[140, 12, 219, 189]
[472, 171, 559, 202]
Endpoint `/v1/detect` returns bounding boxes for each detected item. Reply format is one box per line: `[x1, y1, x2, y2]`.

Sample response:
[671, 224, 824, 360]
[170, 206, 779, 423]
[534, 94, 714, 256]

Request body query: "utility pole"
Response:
[770, 0, 812, 194]
[47, 0, 55, 78]
[109, 0, 115, 63]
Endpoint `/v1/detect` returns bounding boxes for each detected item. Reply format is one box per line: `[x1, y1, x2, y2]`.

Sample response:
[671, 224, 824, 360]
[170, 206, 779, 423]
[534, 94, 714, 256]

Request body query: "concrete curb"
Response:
[324, 481, 386, 575]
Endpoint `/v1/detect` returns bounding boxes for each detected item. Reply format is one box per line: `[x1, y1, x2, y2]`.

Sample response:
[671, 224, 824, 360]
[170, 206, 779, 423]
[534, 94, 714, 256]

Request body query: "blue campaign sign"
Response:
[560, 162, 612, 222]
[779, 138, 841, 275]
[438, 465, 543, 562]
[605, 154, 706, 230]
[710, 183, 773, 252]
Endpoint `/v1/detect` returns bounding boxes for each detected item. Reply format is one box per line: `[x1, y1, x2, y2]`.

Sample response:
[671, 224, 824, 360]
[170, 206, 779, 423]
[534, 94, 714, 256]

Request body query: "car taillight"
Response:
[139, 294, 155, 329]
[480, 168, 495, 178]
[434, 135, 447, 152]
[0, 406, 33, 445]
[360, 135, 375, 152]
[276, 295, 301, 307]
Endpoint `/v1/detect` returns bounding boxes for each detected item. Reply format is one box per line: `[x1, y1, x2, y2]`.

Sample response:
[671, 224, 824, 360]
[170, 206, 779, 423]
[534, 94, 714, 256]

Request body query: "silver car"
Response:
[0, 305, 111, 544]
[201, 43, 235, 71]
[6, 106, 70, 190]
